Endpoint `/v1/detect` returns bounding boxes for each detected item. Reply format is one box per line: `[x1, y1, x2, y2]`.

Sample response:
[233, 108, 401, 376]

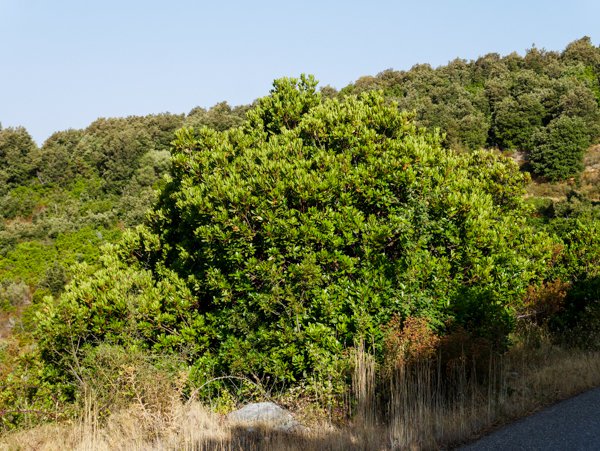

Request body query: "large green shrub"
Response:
[36, 76, 552, 392]
[544, 197, 600, 344]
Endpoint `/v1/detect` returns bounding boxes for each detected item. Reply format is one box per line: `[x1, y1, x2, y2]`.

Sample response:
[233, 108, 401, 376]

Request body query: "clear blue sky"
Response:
[1, 0, 599, 144]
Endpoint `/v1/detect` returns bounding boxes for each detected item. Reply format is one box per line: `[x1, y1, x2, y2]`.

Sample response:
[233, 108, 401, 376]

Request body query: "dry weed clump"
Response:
[382, 316, 440, 370]
[0, 397, 363, 451]
[521, 279, 570, 324]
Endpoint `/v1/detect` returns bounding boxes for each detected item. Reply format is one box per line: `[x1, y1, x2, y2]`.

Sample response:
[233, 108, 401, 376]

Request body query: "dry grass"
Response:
[2, 333, 600, 451]
[0, 400, 361, 451]
[526, 179, 573, 201]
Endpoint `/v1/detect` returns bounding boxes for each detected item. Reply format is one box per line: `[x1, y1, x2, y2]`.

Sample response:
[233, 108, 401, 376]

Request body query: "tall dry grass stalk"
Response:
[351, 341, 376, 426]
[2, 339, 600, 450]
[351, 326, 600, 450]
[380, 340, 600, 450]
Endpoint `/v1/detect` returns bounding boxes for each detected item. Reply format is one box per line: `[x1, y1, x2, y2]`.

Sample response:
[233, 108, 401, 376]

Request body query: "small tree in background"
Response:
[0, 127, 37, 193]
[529, 115, 590, 181]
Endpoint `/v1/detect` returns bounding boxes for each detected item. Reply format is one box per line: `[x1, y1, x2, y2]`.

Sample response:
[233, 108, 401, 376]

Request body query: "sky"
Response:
[1, 0, 599, 144]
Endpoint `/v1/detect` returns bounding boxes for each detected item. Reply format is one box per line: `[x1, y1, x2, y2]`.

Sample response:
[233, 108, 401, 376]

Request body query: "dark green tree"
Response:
[529, 115, 590, 180]
[561, 36, 600, 68]
[34, 129, 85, 186]
[491, 93, 546, 150]
[185, 102, 249, 132]
[80, 114, 183, 194]
[0, 127, 37, 193]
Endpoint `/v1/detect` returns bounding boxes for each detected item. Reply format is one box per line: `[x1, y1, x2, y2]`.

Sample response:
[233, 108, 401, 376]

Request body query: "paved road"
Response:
[460, 387, 600, 450]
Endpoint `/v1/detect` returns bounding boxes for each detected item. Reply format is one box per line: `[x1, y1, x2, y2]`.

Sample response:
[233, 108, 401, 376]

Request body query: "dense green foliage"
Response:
[32, 77, 554, 396]
[0, 127, 37, 192]
[540, 195, 600, 345]
[0, 38, 599, 429]
[0, 105, 249, 311]
[529, 116, 590, 181]
[343, 37, 600, 180]
[2, 38, 600, 315]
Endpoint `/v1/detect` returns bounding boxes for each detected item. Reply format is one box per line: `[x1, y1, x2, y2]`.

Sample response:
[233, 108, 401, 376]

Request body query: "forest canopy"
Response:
[342, 36, 600, 181]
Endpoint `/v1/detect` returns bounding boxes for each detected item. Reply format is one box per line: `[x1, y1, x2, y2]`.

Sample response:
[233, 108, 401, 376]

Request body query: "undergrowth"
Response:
[2, 321, 599, 451]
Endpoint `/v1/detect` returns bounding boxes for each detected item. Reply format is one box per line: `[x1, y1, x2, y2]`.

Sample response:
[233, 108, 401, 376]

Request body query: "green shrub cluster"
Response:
[34, 77, 553, 400]
[537, 195, 600, 343]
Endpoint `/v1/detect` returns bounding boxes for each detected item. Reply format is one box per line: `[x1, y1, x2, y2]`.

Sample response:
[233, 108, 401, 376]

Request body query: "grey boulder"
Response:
[227, 402, 306, 433]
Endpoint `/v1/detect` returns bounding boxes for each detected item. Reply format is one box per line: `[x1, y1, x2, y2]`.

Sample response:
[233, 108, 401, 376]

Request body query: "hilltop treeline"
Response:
[0, 38, 599, 431]
[342, 36, 600, 181]
[0, 104, 247, 297]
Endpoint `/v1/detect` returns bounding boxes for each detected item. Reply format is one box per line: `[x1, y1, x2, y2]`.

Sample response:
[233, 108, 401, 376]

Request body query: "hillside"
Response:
[0, 38, 599, 449]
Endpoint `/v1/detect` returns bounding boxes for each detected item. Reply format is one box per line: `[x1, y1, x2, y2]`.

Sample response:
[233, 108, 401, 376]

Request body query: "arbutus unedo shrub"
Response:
[37, 75, 553, 397]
